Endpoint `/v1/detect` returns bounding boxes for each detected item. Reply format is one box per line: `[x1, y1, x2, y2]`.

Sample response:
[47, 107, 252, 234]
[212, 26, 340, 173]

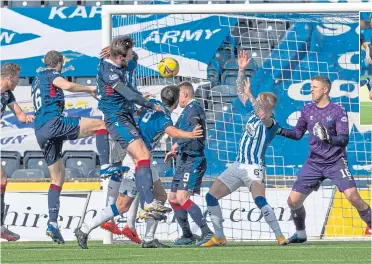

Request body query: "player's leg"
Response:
[201, 163, 243, 247]
[250, 180, 286, 245]
[76, 189, 135, 249]
[325, 158, 371, 229]
[169, 172, 194, 245]
[78, 117, 106, 138]
[286, 160, 323, 244]
[174, 155, 213, 246]
[0, 165, 20, 241]
[141, 176, 170, 248]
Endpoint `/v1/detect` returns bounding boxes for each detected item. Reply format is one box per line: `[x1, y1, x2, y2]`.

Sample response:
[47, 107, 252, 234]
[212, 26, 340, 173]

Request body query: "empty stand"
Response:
[24, 151, 51, 178]
[1, 151, 21, 178]
[63, 151, 96, 177]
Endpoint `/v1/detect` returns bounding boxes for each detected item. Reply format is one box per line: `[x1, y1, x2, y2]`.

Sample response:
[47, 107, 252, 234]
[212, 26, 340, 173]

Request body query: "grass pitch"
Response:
[1, 240, 371, 264]
[360, 102, 372, 125]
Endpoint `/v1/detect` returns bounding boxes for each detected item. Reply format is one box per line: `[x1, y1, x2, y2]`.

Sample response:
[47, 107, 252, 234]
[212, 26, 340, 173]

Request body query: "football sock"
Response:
[206, 193, 224, 238]
[81, 204, 119, 234]
[48, 184, 62, 224]
[170, 201, 193, 238]
[182, 199, 211, 236]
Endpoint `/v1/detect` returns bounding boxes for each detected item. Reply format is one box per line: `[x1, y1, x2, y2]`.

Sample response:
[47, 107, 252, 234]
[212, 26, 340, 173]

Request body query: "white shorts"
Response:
[218, 161, 265, 193]
[110, 137, 160, 196]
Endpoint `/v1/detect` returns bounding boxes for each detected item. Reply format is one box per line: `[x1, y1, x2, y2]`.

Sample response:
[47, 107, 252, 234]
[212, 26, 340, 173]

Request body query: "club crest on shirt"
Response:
[246, 123, 255, 137]
[109, 74, 119, 81]
[326, 115, 333, 122]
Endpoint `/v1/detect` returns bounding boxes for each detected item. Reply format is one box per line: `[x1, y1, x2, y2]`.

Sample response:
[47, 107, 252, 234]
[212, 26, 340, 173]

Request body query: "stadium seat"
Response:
[249, 48, 271, 67]
[74, 77, 97, 86]
[63, 151, 96, 177]
[44, 1, 65, 6]
[239, 30, 274, 49]
[18, 78, 29, 86]
[65, 168, 84, 179]
[195, 83, 212, 109]
[11, 169, 45, 179]
[257, 21, 287, 46]
[207, 61, 221, 86]
[0, 151, 21, 179]
[211, 85, 238, 102]
[8, 0, 41, 7]
[24, 151, 50, 178]
[88, 169, 100, 178]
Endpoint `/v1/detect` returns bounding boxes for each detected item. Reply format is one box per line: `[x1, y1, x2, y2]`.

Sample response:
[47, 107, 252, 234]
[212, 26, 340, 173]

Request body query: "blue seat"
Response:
[1, 151, 21, 178]
[63, 151, 97, 177]
[152, 151, 172, 178]
[65, 168, 84, 179]
[8, 0, 41, 7]
[12, 169, 45, 179]
[24, 151, 50, 178]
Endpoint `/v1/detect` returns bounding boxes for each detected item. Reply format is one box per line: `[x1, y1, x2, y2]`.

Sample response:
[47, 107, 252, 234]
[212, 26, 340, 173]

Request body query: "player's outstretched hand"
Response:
[192, 124, 203, 138]
[164, 151, 176, 163]
[153, 104, 166, 113]
[142, 92, 156, 99]
[25, 115, 35, 123]
[314, 122, 330, 142]
[238, 50, 250, 70]
[100, 46, 111, 59]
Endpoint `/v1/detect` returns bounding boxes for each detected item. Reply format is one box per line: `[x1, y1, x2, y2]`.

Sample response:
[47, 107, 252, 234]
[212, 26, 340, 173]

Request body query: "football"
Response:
[157, 57, 180, 78]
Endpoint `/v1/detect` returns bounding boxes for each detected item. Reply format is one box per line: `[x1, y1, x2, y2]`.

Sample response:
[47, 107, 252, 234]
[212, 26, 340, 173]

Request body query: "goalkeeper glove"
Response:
[314, 122, 330, 143]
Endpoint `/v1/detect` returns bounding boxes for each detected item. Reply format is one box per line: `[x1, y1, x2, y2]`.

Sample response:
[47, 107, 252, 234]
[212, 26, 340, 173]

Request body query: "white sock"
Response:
[81, 205, 117, 234]
[261, 205, 282, 239]
[144, 218, 158, 242]
[207, 204, 225, 239]
[106, 178, 121, 205]
[127, 195, 140, 229]
[296, 230, 307, 238]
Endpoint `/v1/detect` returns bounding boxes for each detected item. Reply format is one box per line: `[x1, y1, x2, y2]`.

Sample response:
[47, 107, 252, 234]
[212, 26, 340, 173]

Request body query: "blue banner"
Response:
[0, 7, 232, 78]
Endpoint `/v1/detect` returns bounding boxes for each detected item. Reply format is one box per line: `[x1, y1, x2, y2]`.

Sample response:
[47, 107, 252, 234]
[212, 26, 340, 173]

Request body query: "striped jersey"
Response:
[236, 113, 279, 166]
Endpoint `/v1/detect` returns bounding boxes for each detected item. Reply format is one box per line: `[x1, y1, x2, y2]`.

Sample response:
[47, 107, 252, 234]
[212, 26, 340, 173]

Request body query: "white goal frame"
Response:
[100, 2, 371, 245]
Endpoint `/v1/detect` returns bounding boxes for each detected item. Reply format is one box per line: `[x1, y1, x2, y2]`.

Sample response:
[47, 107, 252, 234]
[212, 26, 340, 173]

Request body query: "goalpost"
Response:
[101, 2, 372, 244]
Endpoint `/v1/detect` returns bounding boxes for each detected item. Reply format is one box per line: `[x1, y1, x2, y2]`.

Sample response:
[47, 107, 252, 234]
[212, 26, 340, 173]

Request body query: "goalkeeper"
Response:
[277, 75, 371, 244]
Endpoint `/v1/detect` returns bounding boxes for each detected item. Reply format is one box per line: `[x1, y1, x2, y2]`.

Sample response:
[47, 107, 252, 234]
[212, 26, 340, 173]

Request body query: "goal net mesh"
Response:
[106, 6, 371, 242]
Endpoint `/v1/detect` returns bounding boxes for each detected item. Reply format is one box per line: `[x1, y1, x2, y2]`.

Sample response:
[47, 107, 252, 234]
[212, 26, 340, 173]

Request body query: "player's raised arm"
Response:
[277, 107, 307, 140]
[236, 50, 251, 106]
[7, 102, 34, 124]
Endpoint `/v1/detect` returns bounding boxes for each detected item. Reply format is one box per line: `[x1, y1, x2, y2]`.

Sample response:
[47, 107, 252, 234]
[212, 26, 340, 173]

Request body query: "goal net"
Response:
[102, 2, 371, 243]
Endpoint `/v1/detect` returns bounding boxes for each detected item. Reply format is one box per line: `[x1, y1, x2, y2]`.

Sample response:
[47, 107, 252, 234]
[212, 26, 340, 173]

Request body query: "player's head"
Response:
[123, 51, 138, 71]
[257, 92, 277, 112]
[110, 35, 134, 68]
[1, 63, 21, 91]
[178, 81, 194, 108]
[44, 50, 64, 72]
[161, 85, 180, 112]
[311, 76, 331, 103]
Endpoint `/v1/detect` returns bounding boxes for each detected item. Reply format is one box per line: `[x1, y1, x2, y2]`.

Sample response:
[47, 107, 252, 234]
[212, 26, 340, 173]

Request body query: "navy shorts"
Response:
[105, 114, 141, 150]
[292, 158, 356, 195]
[35, 116, 80, 166]
[170, 153, 207, 194]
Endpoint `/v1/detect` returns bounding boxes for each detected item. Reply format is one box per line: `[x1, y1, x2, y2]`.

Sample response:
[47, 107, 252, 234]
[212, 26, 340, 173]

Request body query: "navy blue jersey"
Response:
[31, 69, 64, 130]
[175, 99, 206, 155]
[1, 90, 16, 119]
[96, 59, 137, 119]
[138, 99, 173, 150]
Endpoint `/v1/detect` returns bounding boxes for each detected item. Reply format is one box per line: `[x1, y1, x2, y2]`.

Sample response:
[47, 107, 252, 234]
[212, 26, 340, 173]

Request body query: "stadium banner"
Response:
[0, 7, 233, 78]
[4, 188, 332, 242]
